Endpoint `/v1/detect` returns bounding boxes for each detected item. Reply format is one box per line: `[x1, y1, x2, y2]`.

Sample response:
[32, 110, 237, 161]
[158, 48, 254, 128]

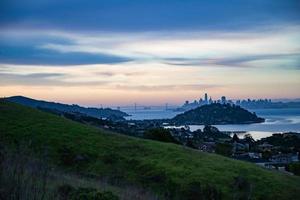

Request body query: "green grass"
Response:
[1, 100, 300, 199]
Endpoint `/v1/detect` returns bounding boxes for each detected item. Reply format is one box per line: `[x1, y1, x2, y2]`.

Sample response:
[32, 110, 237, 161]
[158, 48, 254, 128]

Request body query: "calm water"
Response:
[123, 107, 181, 120]
[123, 107, 300, 140]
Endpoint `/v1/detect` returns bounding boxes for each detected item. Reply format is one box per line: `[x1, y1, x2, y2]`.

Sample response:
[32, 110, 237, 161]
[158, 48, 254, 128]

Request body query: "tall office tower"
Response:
[204, 93, 208, 103]
[209, 96, 213, 104]
[199, 98, 203, 104]
[221, 96, 226, 104]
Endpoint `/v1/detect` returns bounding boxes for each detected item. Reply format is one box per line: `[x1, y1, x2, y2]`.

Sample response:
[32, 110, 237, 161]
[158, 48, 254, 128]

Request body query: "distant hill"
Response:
[173, 103, 265, 125]
[5, 96, 128, 120]
[1, 100, 299, 199]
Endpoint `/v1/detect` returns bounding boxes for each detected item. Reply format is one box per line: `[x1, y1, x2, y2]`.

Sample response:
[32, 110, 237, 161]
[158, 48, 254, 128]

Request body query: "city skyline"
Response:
[2, 93, 298, 108]
[183, 93, 273, 106]
[1, 0, 300, 106]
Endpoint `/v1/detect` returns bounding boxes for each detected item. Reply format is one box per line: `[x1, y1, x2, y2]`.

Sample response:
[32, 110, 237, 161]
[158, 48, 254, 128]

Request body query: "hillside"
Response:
[0, 100, 299, 199]
[173, 103, 265, 125]
[5, 96, 128, 120]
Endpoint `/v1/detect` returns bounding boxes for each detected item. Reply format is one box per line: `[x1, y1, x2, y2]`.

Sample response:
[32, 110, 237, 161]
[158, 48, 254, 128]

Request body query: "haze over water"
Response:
[124, 107, 300, 140]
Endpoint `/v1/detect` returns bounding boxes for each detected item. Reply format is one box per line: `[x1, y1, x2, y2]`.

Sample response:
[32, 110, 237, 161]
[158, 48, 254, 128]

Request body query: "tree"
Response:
[232, 134, 239, 143]
[203, 125, 220, 134]
[286, 162, 300, 176]
[244, 134, 255, 143]
[243, 134, 255, 150]
[144, 128, 181, 144]
[186, 140, 197, 149]
[215, 143, 232, 156]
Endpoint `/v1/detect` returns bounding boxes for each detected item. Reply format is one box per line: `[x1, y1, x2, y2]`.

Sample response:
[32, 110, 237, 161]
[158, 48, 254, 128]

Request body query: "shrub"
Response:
[57, 184, 119, 200]
[180, 181, 222, 200]
[58, 146, 90, 167]
[286, 162, 300, 176]
[232, 176, 253, 200]
[58, 146, 76, 166]
[186, 140, 197, 149]
[0, 143, 55, 200]
[215, 143, 232, 156]
[144, 128, 180, 144]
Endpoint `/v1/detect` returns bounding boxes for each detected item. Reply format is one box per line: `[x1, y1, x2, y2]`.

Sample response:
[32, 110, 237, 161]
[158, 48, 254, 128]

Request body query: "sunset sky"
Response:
[1, 0, 300, 106]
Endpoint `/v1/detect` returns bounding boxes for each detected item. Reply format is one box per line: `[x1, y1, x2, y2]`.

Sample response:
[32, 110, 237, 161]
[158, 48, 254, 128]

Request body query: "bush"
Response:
[58, 146, 90, 167]
[215, 143, 232, 156]
[58, 184, 119, 200]
[58, 146, 76, 166]
[232, 176, 253, 200]
[180, 181, 222, 200]
[0, 143, 55, 200]
[144, 128, 180, 144]
[286, 162, 300, 176]
[186, 140, 197, 149]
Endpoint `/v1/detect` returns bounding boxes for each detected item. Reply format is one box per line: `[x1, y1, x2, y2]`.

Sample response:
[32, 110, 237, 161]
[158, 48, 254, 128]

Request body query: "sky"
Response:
[0, 0, 300, 106]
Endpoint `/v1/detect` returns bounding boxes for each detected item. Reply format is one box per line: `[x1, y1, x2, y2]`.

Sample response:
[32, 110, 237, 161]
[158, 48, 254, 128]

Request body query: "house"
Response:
[233, 152, 265, 163]
[128, 122, 136, 126]
[270, 153, 299, 164]
[232, 142, 249, 154]
[199, 142, 215, 153]
[258, 143, 273, 151]
[248, 152, 262, 159]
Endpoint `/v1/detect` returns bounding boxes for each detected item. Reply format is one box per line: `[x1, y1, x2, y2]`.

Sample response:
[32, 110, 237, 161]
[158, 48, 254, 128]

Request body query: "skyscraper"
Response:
[204, 93, 208, 104]
[221, 96, 226, 104]
[209, 96, 213, 104]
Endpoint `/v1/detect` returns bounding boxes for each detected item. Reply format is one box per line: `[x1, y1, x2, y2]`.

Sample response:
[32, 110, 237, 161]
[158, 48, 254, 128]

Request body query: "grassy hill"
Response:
[6, 95, 128, 119]
[1, 100, 300, 199]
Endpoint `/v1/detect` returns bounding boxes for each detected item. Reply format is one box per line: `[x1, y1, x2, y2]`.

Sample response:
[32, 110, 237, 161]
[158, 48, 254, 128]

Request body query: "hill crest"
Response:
[5, 95, 128, 120]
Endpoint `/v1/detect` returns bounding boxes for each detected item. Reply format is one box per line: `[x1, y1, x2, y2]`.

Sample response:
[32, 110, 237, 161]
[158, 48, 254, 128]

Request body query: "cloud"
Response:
[1, 60, 300, 104]
[0, 72, 66, 86]
[1, 24, 300, 67]
[164, 53, 300, 69]
[0, 62, 213, 90]
[1, 0, 300, 31]
[95, 71, 146, 77]
[0, 43, 132, 66]
[0, 70, 111, 87]
[215, 53, 300, 69]
[23, 72, 64, 78]
[36, 26, 300, 69]
[114, 84, 219, 92]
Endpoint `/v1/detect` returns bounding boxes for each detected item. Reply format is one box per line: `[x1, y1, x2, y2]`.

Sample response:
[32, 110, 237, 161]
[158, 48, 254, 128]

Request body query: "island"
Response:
[172, 103, 265, 125]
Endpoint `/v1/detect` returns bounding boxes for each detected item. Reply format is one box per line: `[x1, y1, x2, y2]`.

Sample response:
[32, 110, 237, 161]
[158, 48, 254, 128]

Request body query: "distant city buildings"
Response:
[204, 93, 208, 104]
[235, 98, 272, 108]
[181, 93, 276, 110]
[182, 93, 230, 110]
[221, 96, 226, 104]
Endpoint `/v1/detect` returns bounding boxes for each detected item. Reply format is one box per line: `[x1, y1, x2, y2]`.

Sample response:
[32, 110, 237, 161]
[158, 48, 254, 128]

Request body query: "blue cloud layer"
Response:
[164, 53, 300, 69]
[1, 1, 299, 66]
[0, 44, 131, 65]
[1, 0, 300, 31]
